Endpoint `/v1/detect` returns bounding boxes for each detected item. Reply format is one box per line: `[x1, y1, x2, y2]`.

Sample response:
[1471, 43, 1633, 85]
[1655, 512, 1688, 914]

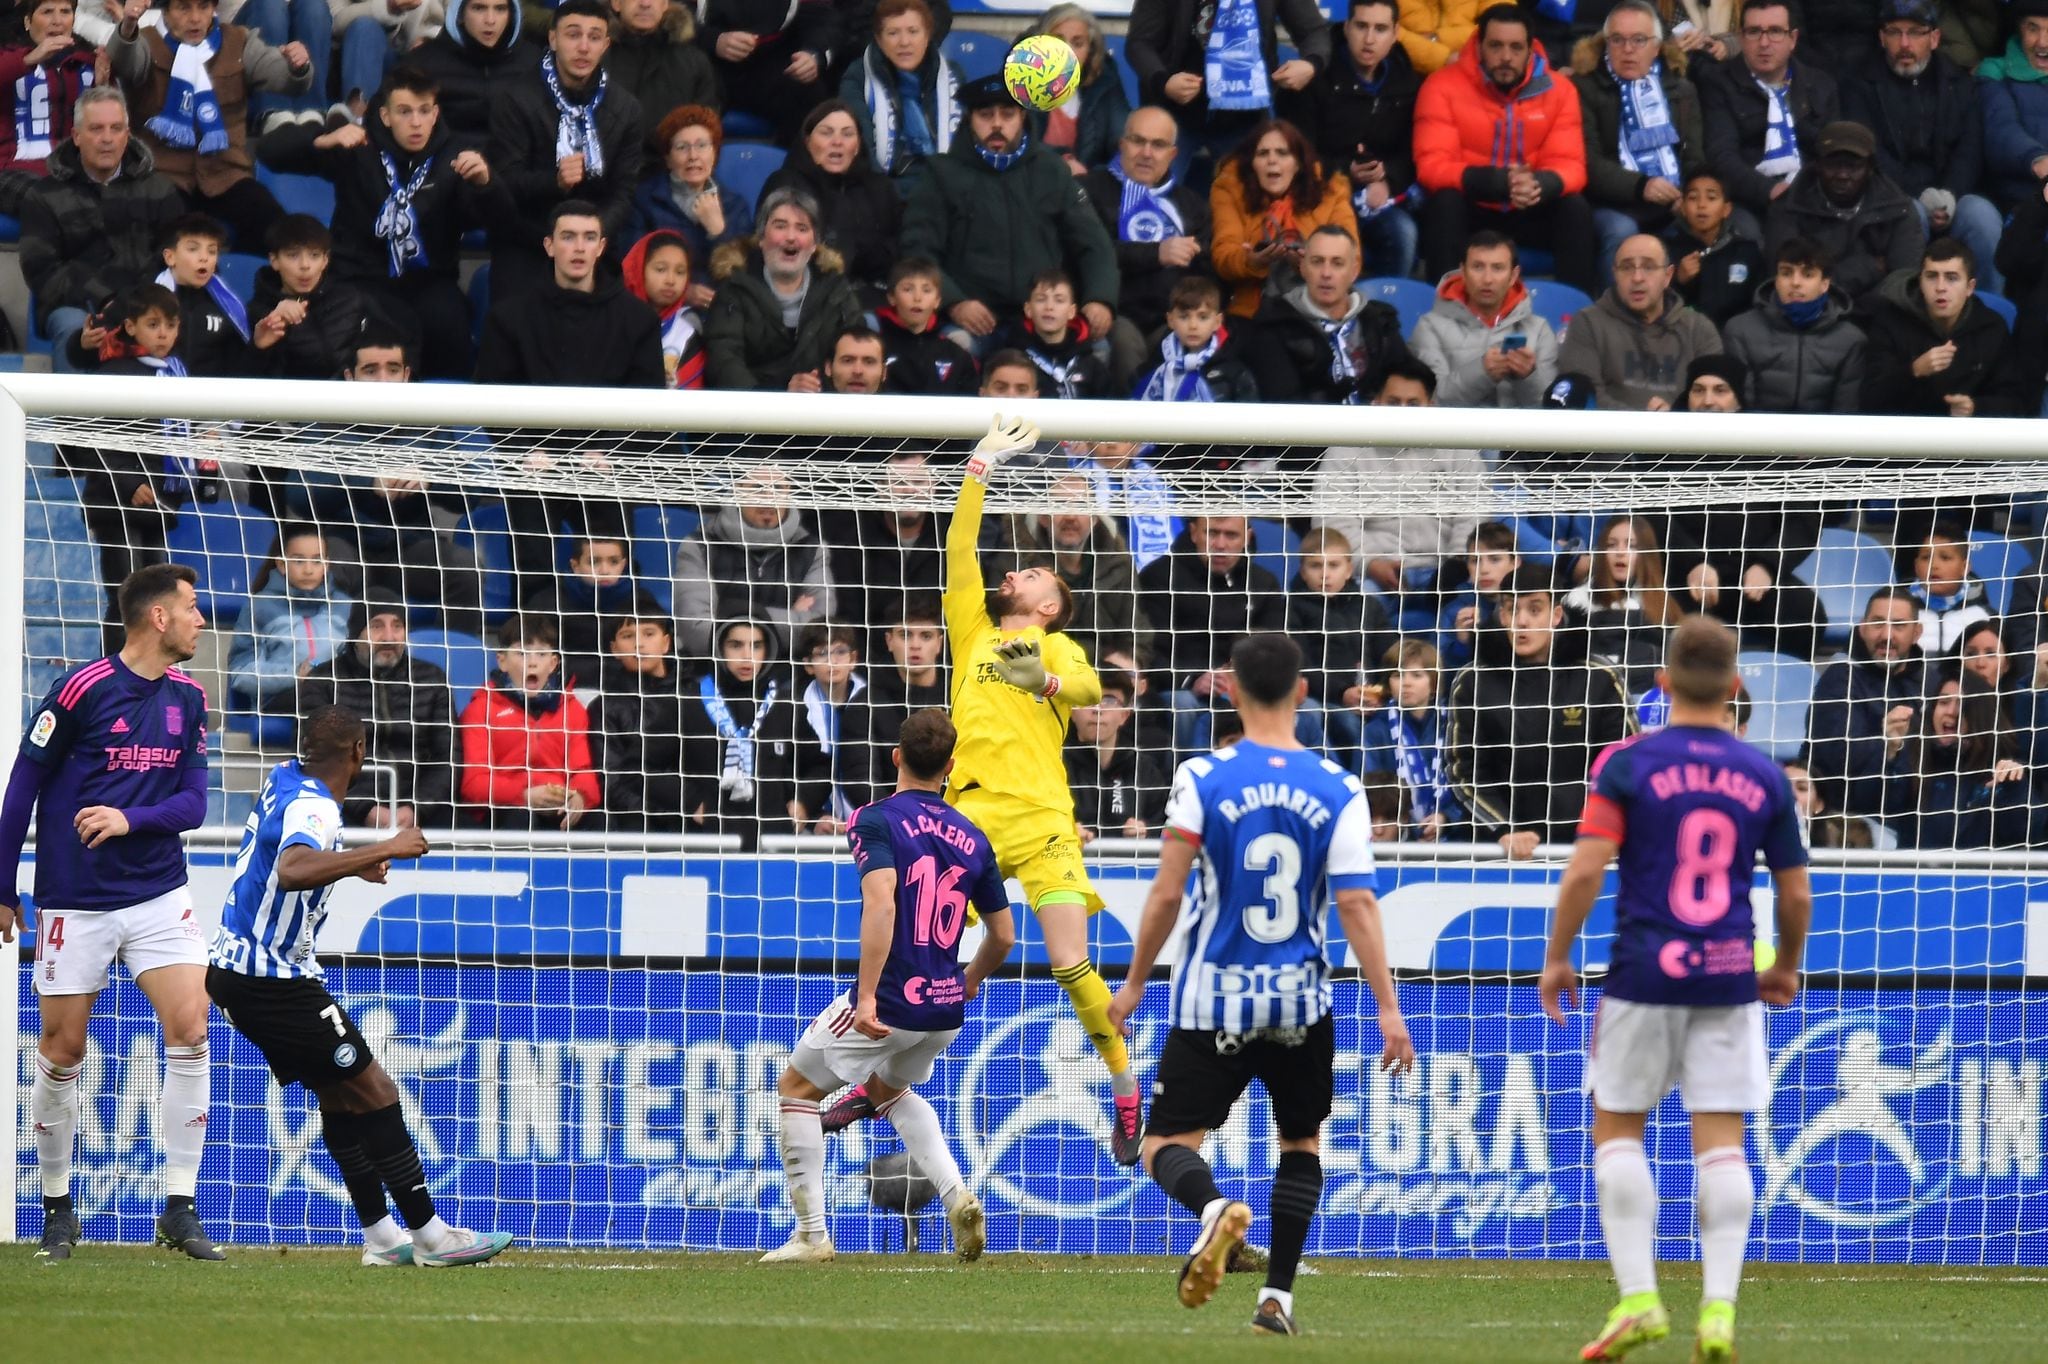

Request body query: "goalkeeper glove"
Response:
[991, 637, 1058, 697]
[966, 412, 1040, 482]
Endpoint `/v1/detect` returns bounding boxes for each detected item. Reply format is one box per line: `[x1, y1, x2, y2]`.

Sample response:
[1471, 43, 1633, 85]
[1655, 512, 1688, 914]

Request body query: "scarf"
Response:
[488, 668, 565, 716]
[1318, 313, 1359, 385]
[1134, 331, 1220, 402]
[375, 151, 433, 278]
[544, 52, 606, 181]
[140, 353, 193, 453]
[12, 62, 49, 160]
[1390, 707, 1451, 822]
[1072, 454, 1177, 569]
[1205, 0, 1270, 112]
[864, 48, 957, 175]
[975, 130, 1029, 172]
[802, 673, 864, 821]
[661, 307, 703, 388]
[1779, 293, 1825, 329]
[148, 23, 227, 154]
[155, 266, 250, 341]
[701, 673, 778, 803]
[1107, 154, 1184, 241]
[1910, 580, 1971, 614]
[1612, 56, 1681, 181]
[1755, 73, 1800, 180]
[1028, 343, 1086, 398]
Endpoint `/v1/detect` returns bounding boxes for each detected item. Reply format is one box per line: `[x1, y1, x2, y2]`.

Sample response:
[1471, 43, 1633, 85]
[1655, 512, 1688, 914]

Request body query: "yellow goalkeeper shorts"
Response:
[950, 787, 1105, 916]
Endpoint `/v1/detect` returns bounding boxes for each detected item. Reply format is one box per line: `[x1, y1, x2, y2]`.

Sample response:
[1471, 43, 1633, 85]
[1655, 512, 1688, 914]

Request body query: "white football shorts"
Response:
[788, 993, 960, 1092]
[32, 886, 206, 996]
[1586, 997, 1769, 1114]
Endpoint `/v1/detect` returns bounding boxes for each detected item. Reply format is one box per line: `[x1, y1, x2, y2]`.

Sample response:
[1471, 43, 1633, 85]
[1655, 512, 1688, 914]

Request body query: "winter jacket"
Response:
[701, 239, 864, 390]
[1396, 0, 1476, 76]
[473, 275, 667, 387]
[671, 503, 835, 659]
[819, 506, 946, 634]
[1839, 45, 1984, 200]
[693, 0, 842, 73]
[877, 305, 977, 394]
[520, 574, 647, 690]
[1941, 0, 2004, 69]
[1080, 163, 1211, 333]
[1286, 577, 1396, 707]
[1000, 513, 1155, 666]
[993, 314, 1113, 399]
[1860, 266, 2028, 416]
[1566, 35, 1706, 217]
[1762, 167, 1925, 305]
[1299, 30, 1422, 199]
[19, 138, 184, 329]
[1245, 283, 1410, 408]
[1028, 58, 1132, 170]
[1065, 734, 1173, 837]
[1130, 323, 1263, 403]
[608, 8, 721, 158]
[839, 41, 964, 182]
[1659, 218, 1765, 329]
[488, 65, 645, 260]
[1133, 529, 1288, 686]
[1913, 574, 1994, 653]
[1409, 271, 1559, 407]
[457, 678, 603, 814]
[759, 128, 901, 289]
[1208, 156, 1358, 317]
[247, 266, 370, 380]
[1979, 40, 2048, 206]
[1124, 0, 1332, 113]
[899, 126, 1121, 315]
[678, 661, 797, 850]
[1695, 57, 1840, 212]
[410, 0, 542, 144]
[1555, 287, 1723, 410]
[784, 673, 871, 825]
[1803, 635, 1933, 818]
[1721, 283, 1866, 413]
[1995, 182, 2048, 405]
[0, 41, 98, 176]
[168, 278, 255, 378]
[840, 666, 948, 807]
[630, 174, 753, 292]
[108, 21, 312, 198]
[593, 657, 686, 830]
[1311, 442, 1488, 573]
[298, 644, 456, 827]
[1414, 39, 1588, 205]
[228, 579, 356, 706]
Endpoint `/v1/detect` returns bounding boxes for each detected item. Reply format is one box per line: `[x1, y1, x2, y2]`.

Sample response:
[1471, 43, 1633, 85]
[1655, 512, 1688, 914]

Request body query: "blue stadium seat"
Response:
[226, 710, 297, 746]
[467, 263, 490, 350]
[254, 163, 336, 223]
[165, 501, 277, 625]
[631, 503, 699, 609]
[24, 497, 103, 627]
[1526, 280, 1592, 337]
[1793, 527, 1895, 646]
[1100, 33, 1140, 109]
[1737, 651, 1816, 762]
[206, 787, 258, 828]
[1977, 291, 2018, 332]
[1249, 517, 1300, 588]
[407, 629, 492, 715]
[23, 622, 102, 721]
[718, 143, 787, 212]
[0, 212, 20, 244]
[454, 502, 517, 619]
[1969, 531, 2034, 615]
[720, 110, 776, 142]
[1360, 277, 1438, 337]
[943, 29, 1010, 80]
[218, 252, 265, 303]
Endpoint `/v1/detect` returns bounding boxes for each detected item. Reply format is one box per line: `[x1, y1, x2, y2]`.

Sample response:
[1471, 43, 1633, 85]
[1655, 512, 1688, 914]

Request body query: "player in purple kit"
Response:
[1541, 617, 1813, 1364]
[0, 565, 223, 1261]
[763, 708, 1017, 1264]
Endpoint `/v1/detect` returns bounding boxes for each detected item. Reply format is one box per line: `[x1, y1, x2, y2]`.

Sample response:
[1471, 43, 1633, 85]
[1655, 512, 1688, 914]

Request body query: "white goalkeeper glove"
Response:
[966, 412, 1040, 482]
[991, 637, 1056, 697]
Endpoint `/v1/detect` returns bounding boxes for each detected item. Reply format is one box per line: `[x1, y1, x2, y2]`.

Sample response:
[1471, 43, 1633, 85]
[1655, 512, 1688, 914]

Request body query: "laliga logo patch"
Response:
[29, 710, 55, 748]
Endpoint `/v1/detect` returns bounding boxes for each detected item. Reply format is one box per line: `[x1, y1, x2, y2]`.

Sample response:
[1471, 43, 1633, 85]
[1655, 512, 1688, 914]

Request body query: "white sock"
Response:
[160, 1043, 210, 1199]
[1595, 1138, 1659, 1299]
[1259, 1288, 1294, 1316]
[413, 1214, 457, 1252]
[363, 1214, 406, 1250]
[33, 1052, 80, 1200]
[1696, 1146, 1754, 1304]
[876, 1091, 965, 1203]
[1201, 1196, 1228, 1226]
[778, 1097, 829, 1237]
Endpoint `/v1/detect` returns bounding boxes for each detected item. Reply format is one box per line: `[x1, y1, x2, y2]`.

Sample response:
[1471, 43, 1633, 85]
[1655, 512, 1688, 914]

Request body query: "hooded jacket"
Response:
[1974, 37, 2048, 206]
[1659, 215, 1764, 329]
[412, 0, 542, 144]
[1695, 56, 1839, 212]
[489, 59, 646, 256]
[19, 137, 184, 329]
[993, 312, 1112, 398]
[672, 503, 834, 659]
[594, 653, 687, 830]
[1839, 43, 1983, 199]
[1804, 632, 1932, 818]
[1721, 282, 1865, 413]
[1124, 0, 1332, 111]
[0, 38, 98, 175]
[1133, 528, 1287, 687]
[457, 673, 602, 814]
[678, 622, 796, 848]
[1396, 0, 1477, 75]
[839, 40, 964, 181]
[1208, 155, 1359, 317]
[1245, 282, 1410, 408]
[473, 273, 667, 387]
[1556, 286, 1723, 410]
[607, 6, 720, 158]
[228, 576, 356, 706]
[621, 229, 707, 389]
[1080, 161, 1210, 331]
[1409, 270, 1559, 407]
[248, 265, 371, 380]
[760, 123, 901, 289]
[702, 237, 864, 390]
[299, 640, 456, 826]
[1861, 266, 2027, 417]
[1762, 164, 1923, 305]
[1301, 22, 1422, 192]
[1566, 35, 1706, 215]
[1414, 38, 1587, 205]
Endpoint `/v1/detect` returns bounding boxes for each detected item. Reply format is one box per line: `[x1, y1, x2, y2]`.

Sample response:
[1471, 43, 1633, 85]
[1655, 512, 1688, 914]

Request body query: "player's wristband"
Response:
[965, 456, 993, 482]
[1040, 674, 1061, 700]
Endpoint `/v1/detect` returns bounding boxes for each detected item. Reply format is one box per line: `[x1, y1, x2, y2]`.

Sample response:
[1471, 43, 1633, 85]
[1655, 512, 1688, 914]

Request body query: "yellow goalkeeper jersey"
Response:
[942, 476, 1101, 816]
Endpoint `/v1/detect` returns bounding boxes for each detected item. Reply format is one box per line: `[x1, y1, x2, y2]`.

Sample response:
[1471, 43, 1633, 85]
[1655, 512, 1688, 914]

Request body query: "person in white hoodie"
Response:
[1409, 228, 1559, 407]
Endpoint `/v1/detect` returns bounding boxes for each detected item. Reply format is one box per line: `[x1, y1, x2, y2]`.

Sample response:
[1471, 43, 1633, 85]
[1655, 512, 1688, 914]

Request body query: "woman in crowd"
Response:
[633, 105, 753, 311]
[1209, 118, 1355, 317]
[1894, 670, 2044, 849]
[1030, 3, 1131, 174]
[839, 0, 963, 191]
[1566, 514, 1685, 698]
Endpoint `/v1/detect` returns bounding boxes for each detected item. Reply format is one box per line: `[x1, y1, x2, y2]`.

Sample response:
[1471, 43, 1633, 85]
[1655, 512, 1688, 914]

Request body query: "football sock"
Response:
[1151, 1142, 1224, 1217]
[1049, 959, 1131, 1078]
[319, 1107, 392, 1229]
[160, 1043, 209, 1200]
[777, 1096, 829, 1237]
[356, 1102, 438, 1229]
[362, 1215, 406, 1251]
[875, 1090, 965, 1203]
[33, 1052, 80, 1199]
[1595, 1138, 1659, 1299]
[1696, 1146, 1754, 1304]
[1267, 1150, 1323, 1295]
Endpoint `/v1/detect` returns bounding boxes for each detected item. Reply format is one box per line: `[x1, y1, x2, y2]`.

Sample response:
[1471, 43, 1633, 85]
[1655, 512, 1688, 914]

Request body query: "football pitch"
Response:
[1, 1248, 2041, 1363]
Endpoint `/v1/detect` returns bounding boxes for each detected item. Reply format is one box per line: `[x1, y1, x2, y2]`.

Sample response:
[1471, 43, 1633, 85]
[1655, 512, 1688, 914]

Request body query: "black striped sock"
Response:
[320, 1107, 391, 1229]
[1152, 1143, 1223, 1217]
[1267, 1150, 1323, 1294]
[356, 1103, 437, 1229]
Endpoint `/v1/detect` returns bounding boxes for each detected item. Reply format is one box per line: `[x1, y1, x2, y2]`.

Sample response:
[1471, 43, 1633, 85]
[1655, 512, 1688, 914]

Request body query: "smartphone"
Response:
[1502, 335, 1528, 352]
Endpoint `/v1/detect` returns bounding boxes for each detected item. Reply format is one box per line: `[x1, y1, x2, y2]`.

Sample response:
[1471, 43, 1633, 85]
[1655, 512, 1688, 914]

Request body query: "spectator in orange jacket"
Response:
[1398, 0, 1477, 74]
[1414, 3, 1595, 290]
[1209, 117, 1357, 317]
[458, 613, 603, 830]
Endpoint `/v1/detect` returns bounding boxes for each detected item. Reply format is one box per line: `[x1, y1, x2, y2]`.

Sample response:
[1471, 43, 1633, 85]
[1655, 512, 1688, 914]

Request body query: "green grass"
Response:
[2, 1246, 2041, 1363]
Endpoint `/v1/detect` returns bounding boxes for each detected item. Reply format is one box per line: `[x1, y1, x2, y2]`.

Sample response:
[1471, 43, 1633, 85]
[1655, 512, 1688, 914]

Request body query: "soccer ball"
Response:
[1004, 34, 1081, 112]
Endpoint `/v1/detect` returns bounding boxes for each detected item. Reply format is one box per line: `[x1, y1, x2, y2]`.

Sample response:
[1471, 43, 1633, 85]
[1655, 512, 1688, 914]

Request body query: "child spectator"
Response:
[1362, 638, 1461, 840]
[1906, 521, 1993, 653]
[522, 534, 641, 689]
[227, 523, 355, 714]
[1131, 276, 1260, 403]
[1065, 669, 1172, 841]
[0, 0, 102, 216]
[681, 618, 791, 849]
[1722, 236, 1866, 413]
[1287, 526, 1395, 760]
[154, 212, 251, 377]
[622, 228, 705, 389]
[249, 214, 368, 379]
[1660, 169, 1764, 330]
[1436, 520, 1518, 670]
[997, 267, 1112, 399]
[1563, 514, 1686, 698]
[785, 623, 868, 835]
[838, 595, 946, 808]
[460, 613, 602, 830]
[593, 597, 686, 832]
[877, 256, 978, 395]
[410, 0, 539, 147]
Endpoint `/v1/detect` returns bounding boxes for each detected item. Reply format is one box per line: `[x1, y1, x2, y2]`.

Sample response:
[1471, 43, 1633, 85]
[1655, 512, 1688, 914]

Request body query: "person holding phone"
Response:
[1410, 228, 1558, 406]
[1299, 0, 1423, 279]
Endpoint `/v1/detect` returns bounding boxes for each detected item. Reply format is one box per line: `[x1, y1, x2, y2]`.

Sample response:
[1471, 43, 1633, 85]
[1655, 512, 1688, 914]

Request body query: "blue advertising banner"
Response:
[16, 971, 2047, 1263]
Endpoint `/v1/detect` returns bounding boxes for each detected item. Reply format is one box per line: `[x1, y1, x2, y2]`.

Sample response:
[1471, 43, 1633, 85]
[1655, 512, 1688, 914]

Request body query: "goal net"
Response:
[6, 376, 2045, 1263]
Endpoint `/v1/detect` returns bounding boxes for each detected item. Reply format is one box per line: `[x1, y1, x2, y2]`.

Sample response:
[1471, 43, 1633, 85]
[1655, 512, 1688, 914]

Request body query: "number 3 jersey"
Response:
[209, 760, 346, 981]
[1163, 742, 1377, 1033]
[847, 791, 1010, 1032]
[1579, 725, 1808, 1007]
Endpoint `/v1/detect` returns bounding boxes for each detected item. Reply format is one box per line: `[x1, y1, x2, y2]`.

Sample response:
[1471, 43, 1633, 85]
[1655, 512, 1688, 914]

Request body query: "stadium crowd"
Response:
[11, 0, 2048, 853]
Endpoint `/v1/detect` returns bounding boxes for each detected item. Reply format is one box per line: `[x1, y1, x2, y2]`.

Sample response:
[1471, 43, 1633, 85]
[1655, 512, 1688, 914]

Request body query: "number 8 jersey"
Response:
[1162, 743, 1377, 1033]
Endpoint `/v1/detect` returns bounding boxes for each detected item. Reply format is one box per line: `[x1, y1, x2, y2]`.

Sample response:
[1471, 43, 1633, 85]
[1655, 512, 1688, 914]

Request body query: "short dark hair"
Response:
[884, 594, 944, 629]
[1475, 2, 1530, 42]
[896, 707, 957, 779]
[1924, 236, 1978, 280]
[1464, 228, 1519, 267]
[301, 704, 365, 765]
[1372, 356, 1438, 399]
[1863, 585, 1920, 618]
[118, 563, 197, 630]
[1027, 268, 1076, 299]
[114, 281, 180, 328]
[381, 65, 438, 103]
[1773, 236, 1833, 275]
[1506, 562, 1559, 602]
[497, 613, 558, 650]
[799, 622, 862, 658]
[552, 0, 610, 24]
[571, 534, 628, 562]
[1729, 681, 1753, 732]
[1470, 520, 1518, 554]
[1664, 615, 1739, 707]
[982, 348, 1040, 389]
[351, 325, 411, 371]
[1230, 633, 1304, 707]
[832, 324, 885, 356]
[610, 603, 674, 647]
[1680, 167, 1728, 195]
[887, 257, 943, 290]
[161, 212, 226, 252]
[1739, 0, 1799, 26]
[265, 213, 331, 256]
[548, 198, 604, 234]
[1168, 276, 1224, 313]
[1347, 0, 1398, 18]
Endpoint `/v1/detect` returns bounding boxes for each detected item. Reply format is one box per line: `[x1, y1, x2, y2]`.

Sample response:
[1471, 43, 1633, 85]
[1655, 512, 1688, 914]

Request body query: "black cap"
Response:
[347, 596, 407, 639]
[959, 73, 1022, 111]
[1684, 353, 1750, 402]
[1541, 372, 1598, 410]
[1877, 0, 1940, 24]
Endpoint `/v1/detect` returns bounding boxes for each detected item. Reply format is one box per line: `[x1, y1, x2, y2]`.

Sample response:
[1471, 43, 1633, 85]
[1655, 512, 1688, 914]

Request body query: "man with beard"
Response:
[298, 598, 456, 830]
[1805, 587, 1932, 823]
[1559, 233, 1724, 409]
[1762, 119, 1922, 308]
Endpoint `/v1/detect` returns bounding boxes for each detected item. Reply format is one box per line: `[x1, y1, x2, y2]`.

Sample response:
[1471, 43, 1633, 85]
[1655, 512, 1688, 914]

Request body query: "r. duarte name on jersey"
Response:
[1213, 781, 1337, 828]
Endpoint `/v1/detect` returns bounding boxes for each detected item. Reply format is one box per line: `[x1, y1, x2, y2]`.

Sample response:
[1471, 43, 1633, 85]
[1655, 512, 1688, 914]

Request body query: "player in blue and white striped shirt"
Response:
[206, 707, 512, 1269]
[1110, 634, 1414, 1337]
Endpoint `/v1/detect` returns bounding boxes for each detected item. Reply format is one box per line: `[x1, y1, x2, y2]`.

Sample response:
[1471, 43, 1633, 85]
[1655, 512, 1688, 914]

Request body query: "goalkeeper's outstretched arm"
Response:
[945, 414, 1042, 648]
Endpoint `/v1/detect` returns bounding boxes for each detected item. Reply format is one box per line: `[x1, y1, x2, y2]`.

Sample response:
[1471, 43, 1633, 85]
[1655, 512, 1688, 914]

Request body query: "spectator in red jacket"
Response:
[458, 613, 603, 830]
[1413, 3, 1595, 291]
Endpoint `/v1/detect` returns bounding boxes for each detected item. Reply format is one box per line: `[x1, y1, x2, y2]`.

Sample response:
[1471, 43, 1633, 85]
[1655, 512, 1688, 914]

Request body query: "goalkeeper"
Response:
[827, 413, 1143, 1165]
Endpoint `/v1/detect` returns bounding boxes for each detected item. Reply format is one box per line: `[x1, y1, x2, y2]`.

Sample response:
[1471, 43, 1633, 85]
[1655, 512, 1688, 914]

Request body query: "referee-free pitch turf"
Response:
[1, 1247, 2040, 1363]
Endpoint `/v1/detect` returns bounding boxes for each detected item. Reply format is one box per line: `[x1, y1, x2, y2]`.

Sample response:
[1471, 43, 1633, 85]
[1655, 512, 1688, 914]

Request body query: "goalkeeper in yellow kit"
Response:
[822, 414, 1145, 1165]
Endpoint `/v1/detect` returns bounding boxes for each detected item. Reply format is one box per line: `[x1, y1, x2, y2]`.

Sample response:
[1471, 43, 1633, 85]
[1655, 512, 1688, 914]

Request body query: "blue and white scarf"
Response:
[544, 52, 606, 181]
[863, 47, 958, 175]
[1390, 706, 1452, 822]
[1755, 74, 1800, 180]
[148, 22, 228, 154]
[1612, 56, 1681, 181]
[1134, 331, 1219, 402]
[1319, 314, 1359, 385]
[974, 130, 1029, 172]
[1071, 453, 1178, 568]
[1107, 154, 1184, 241]
[12, 64, 50, 160]
[155, 265, 249, 341]
[802, 673, 864, 820]
[140, 353, 193, 447]
[375, 151, 433, 278]
[1028, 345, 1086, 398]
[701, 674, 778, 803]
[1204, 0, 1270, 111]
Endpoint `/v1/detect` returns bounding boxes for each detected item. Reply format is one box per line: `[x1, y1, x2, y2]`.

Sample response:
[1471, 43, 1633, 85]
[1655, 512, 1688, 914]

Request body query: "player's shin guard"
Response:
[320, 1107, 394, 1229]
[1151, 1142, 1224, 1217]
[356, 1102, 438, 1229]
[1695, 1147, 1754, 1303]
[1595, 1138, 1660, 1298]
[33, 1053, 81, 1199]
[1267, 1150, 1323, 1295]
[875, 1090, 965, 1203]
[777, 1097, 829, 1236]
[1049, 958, 1131, 1079]
[160, 1043, 210, 1200]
